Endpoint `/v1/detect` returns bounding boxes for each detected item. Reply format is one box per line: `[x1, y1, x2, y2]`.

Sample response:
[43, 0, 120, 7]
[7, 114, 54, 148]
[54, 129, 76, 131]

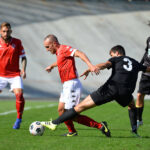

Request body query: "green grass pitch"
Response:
[0, 100, 150, 150]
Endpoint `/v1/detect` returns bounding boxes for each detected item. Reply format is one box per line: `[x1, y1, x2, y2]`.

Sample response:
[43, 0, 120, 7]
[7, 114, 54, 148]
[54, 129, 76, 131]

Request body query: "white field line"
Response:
[0, 103, 57, 116]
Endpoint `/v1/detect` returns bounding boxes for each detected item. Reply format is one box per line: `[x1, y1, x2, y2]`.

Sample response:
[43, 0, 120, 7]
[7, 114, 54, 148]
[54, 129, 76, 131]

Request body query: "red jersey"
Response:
[56, 45, 78, 83]
[0, 37, 26, 77]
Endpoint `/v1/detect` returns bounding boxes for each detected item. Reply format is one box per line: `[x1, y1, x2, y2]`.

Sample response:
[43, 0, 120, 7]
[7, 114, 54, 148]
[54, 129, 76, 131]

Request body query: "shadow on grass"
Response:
[45, 127, 150, 139]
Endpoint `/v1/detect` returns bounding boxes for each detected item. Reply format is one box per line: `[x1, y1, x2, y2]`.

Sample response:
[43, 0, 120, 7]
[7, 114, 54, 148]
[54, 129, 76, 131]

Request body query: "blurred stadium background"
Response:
[0, 0, 150, 99]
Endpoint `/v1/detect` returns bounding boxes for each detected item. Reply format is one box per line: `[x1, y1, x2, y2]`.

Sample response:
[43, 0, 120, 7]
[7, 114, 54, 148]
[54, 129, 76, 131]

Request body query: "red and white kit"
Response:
[56, 45, 82, 109]
[0, 37, 25, 91]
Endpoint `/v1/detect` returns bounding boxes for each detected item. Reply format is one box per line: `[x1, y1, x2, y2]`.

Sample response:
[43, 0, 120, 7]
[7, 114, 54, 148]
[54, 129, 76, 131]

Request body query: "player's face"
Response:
[44, 40, 56, 54]
[0, 26, 12, 41]
[110, 51, 119, 57]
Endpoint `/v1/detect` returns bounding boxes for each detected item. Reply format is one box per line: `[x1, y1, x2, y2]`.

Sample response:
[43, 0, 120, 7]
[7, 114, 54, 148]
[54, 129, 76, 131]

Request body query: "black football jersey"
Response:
[107, 56, 147, 91]
[141, 37, 150, 76]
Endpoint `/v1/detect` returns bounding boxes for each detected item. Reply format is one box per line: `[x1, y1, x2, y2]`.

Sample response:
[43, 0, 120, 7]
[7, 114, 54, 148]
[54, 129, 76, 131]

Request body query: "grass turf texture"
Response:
[0, 100, 150, 150]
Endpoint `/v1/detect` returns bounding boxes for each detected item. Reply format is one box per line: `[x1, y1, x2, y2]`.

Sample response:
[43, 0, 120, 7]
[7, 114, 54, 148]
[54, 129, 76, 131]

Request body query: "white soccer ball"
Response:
[29, 121, 45, 136]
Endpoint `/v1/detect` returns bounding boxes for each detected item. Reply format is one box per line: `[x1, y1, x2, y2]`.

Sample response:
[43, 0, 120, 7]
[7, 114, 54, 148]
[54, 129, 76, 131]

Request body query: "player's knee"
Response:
[137, 93, 145, 100]
[137, 93, 142, 99]
[74, 105, 85, 113]
[58, 108, 64, 115]
[15, 92, 25, 102]
[128, 100, 135, 109]
[137, 93, 144, 103]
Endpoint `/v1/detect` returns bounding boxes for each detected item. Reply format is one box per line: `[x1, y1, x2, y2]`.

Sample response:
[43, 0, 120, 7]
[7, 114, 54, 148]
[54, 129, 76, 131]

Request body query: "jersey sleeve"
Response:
[106, 57, 115, 69]
[18, 40, 26, 58]
[108, 57, 116, 65]
[139, 63, 147, 72]
[65, 46, 77, 57]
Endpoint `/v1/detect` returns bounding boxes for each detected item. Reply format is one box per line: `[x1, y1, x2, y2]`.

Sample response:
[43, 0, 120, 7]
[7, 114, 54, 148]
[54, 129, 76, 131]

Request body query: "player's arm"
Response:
[80, 61, 112, 80]
[21, 56, 27, 79]
[74, 50, 99, 74]
[96, 61, 112, 70]
[45, 62, 57, 73]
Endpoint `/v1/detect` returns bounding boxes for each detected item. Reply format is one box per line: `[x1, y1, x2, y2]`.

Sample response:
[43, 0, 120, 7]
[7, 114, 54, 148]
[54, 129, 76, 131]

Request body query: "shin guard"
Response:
[128, 108, 137, 133]
[15, 93, 25, 119]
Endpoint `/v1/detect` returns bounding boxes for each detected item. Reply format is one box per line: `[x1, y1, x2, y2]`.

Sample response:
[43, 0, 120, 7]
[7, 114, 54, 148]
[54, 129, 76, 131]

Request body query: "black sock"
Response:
[136, 107, 143, 121]
[128, 108, 137, 133]
[52, 108, 78, 125]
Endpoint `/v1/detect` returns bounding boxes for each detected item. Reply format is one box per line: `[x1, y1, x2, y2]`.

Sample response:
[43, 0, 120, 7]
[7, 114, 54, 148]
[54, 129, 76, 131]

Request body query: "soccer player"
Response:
[136, 37, 150, 128]
[43, 34, 110, 137]
[0, 22, 27, 129]
[41, 45, 150, 137]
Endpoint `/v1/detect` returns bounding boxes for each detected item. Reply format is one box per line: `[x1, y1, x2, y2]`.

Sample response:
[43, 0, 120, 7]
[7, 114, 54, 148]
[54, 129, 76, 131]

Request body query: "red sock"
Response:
[76, 115, 102, 129]
[15, 93, 25, 119]
[64, 120, 76, 133]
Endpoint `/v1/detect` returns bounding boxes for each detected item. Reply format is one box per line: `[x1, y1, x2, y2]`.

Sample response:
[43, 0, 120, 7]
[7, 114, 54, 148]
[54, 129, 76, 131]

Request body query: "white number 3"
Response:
[123, 58, 132, 71]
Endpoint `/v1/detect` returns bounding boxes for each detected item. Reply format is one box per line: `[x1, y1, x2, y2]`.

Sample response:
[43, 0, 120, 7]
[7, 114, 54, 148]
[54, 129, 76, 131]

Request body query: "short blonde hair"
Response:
[0, 22, 11, 29]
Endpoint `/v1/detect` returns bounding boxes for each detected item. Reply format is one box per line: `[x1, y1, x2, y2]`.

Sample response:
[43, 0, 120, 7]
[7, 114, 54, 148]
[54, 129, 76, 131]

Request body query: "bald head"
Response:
[44, 34, 60, 54]
[44, 34, 59, 43]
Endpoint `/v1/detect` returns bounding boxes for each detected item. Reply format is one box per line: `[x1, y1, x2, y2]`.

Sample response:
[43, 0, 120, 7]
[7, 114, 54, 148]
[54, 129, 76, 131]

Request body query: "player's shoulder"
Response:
[60, 45, 72, 52]
[126, 56, 137, 61]
[109, 56, 137, 63]
[12, 37, 22, 44]
[61, 45, 72, 49]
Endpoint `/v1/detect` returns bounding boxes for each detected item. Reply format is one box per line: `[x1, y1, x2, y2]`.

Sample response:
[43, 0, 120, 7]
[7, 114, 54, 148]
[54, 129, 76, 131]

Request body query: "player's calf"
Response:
[15, 93, 25, 119]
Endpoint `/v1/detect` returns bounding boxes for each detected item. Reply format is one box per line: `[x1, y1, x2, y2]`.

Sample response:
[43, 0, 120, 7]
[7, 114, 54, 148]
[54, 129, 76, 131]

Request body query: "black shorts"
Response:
[138, 74, 150, 94]
[90, 82, 133, 107]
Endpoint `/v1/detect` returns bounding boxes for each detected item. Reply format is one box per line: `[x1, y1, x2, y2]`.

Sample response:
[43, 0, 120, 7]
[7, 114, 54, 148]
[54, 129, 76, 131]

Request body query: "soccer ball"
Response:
[29, 121, 45, 136]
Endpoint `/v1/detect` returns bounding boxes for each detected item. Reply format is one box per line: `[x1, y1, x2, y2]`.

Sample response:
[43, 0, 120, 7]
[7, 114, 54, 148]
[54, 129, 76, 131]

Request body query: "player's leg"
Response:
[41, 95, 95, 129]
[128, 99, 139, 136]
[41, 84, 112, 137]
[136, 93, 145, 127]
[13, 88, 25, 129]
[9, 76, 25, 129]
[74, 114, 103, 129]
[73, 89, 103, 130]
[60, 79, 103, 136]
[46, 95, 96, 127]
[58, 102, 65, 116]
[59, 79, 80, 136]
[41, 95, 111, 137]
[58, 102, 76, 136]
[0, 77, 8, 93]
[136, 74, 150, 127]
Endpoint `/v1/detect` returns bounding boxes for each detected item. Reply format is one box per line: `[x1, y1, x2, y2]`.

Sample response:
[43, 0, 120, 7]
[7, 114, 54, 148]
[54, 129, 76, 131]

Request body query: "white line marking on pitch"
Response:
[0, 103, 57, 116]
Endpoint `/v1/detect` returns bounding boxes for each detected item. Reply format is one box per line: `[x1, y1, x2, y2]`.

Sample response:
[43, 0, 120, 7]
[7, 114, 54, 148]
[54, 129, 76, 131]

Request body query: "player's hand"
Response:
[21, 70, 26, 79]
[45, 65, 54, 73]
[80, 69, 90, 80]
[89, 65, 100, 75]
